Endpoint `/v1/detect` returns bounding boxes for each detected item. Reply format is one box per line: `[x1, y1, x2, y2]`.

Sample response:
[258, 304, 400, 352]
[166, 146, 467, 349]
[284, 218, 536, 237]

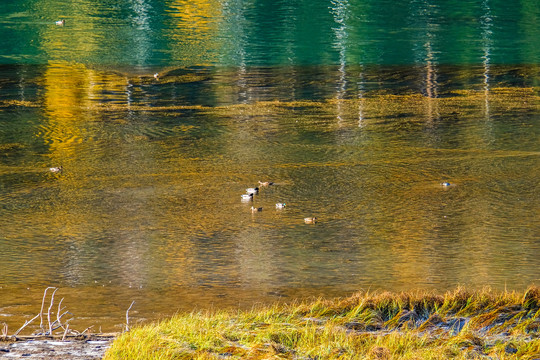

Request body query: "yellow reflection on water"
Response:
[41, 62, 89, 149]
[165, 0, 222, 64]
[34, 0, 102, 62]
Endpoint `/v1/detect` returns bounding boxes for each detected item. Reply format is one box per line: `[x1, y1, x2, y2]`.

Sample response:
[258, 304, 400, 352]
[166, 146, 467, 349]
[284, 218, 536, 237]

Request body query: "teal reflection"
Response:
[0, 0, 539, 66]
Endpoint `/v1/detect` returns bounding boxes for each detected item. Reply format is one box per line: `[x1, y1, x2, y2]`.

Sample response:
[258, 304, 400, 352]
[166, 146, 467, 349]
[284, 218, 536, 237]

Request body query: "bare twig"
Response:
[81, 325, 94, 335]
[39, 287, 56, 334]
[52, 302, 73, 334]
[10, 287, 124, 339]
[55, 310, 72, 326]
[50, 317, 72, 333]
[14, 313, 40, 336]
[1, 322, 7, 338]
[62, 324, 69, 341]
[56, 298, 65, 330]
[48, 288, 59, 335]
[125, 301, 135, 332]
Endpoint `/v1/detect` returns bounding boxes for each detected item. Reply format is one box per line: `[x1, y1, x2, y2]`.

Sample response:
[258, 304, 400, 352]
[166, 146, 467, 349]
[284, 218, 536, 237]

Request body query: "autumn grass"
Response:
[104, 287, 540, 359]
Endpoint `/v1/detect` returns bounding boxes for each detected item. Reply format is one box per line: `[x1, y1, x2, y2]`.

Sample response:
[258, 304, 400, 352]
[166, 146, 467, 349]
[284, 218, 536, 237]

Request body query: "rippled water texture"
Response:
[0, 0, 539, 333]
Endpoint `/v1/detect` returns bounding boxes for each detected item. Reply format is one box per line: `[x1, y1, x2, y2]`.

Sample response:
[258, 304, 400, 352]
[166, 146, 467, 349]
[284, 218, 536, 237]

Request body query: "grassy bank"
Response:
[104, 287, 540, 359]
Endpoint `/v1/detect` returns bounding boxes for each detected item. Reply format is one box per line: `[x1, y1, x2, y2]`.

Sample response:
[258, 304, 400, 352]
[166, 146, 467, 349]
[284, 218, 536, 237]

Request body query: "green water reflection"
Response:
[1, 0, 539, 66]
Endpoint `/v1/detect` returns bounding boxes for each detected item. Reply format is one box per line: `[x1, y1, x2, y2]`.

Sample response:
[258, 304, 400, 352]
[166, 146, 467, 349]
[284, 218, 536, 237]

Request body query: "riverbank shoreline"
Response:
[103, 287, 540, 359]
[2, 287, 539, 359]
[0, 334, 116, 359]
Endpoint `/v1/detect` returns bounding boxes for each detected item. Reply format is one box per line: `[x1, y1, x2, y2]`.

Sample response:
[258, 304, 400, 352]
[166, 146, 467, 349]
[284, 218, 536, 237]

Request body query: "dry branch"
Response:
[13, 313, 40, 336]
[48, 287, 58, 335]
[4, 287, 127, 341]
[39, 287, 56, 334]
[56, 297, 65, 331]
[62, 324, 69, 341]
[125, 301, 135, 332]
[81, 325, 94, 335]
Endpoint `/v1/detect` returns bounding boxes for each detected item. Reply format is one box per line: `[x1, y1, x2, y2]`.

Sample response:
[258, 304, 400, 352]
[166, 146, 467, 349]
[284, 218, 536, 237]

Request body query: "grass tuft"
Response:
[104, 287, 540, 359]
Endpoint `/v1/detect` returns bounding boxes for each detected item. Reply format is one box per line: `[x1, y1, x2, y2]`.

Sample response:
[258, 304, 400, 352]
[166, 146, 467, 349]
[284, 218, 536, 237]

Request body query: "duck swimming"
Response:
[304, 217, 317, 224]
[441, 182, 451, 187]
[55, 19, 65, 26]
[246, 187, 259, 195]
[241, 194, 253, 201]
[258, 181, 274, 187]
[251, 206, 263, 213]
[49, 166, 63, 173]
[275, 203, 286, 209]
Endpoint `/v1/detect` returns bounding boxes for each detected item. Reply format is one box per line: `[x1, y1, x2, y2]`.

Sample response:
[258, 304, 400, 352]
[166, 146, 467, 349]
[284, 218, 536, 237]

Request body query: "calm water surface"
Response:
[0, 0, 539, 332]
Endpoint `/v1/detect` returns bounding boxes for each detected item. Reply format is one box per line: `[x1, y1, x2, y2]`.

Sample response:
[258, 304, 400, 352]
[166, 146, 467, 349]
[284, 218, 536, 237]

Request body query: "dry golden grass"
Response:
[104, 287, 540, 359]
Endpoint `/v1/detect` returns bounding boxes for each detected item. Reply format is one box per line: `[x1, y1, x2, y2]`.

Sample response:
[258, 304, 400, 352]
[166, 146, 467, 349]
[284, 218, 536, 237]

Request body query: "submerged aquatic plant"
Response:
[104, 287, 540, 359]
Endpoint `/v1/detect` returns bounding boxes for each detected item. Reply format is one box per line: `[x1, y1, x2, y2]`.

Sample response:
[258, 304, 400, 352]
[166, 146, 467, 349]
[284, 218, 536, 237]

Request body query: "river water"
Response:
[0, 0, 539, 333]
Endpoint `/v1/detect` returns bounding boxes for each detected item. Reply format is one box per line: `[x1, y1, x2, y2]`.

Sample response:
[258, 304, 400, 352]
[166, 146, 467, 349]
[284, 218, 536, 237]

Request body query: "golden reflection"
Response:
[36, 62, 182, 288]
[34, 0, 101, 63]
[165, 0, 221, 64]
[201, 88, 538, 124]
[167, 0, 220, 33]
[40, 62, 133, 153]
[41, 62, 92, 156]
